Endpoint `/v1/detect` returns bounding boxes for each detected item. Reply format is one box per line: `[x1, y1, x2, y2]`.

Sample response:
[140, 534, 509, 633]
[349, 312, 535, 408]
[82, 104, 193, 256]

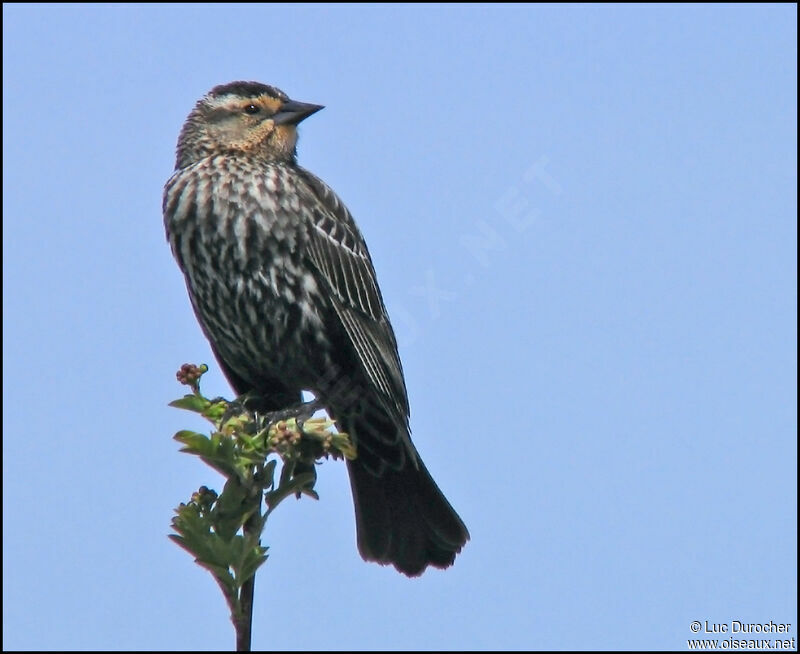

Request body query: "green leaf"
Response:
[201, 400, 230, 422]
[176, 431, 239, 477]
[169, 395, 211, 413]
[174, 430, 210, 449]
[196, 560, 237, 594]
[237, 549, 268, 587]
[332, 433, 357, 460]
[214, 478, 252, 541]
[265, 471, 317, 512]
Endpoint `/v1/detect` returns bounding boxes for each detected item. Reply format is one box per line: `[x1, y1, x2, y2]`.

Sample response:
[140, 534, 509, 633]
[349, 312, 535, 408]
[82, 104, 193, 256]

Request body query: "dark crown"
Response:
[207, 81, 288, 102]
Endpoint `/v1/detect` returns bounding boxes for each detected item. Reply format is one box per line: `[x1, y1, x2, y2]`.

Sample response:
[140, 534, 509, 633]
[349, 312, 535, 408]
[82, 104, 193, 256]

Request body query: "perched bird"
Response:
[163, 81, 469, 576]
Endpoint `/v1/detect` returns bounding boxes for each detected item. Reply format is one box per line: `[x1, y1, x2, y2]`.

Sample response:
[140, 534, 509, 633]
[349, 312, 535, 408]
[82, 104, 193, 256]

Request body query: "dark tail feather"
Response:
[347, 450, 469, 577]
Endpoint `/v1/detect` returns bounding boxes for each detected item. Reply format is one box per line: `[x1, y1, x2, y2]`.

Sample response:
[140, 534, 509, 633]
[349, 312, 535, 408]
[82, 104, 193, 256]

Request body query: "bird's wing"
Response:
[296, 168, 410, 427]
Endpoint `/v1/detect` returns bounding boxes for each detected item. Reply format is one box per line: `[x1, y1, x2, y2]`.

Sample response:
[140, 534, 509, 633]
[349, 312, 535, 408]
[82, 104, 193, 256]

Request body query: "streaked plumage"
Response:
[163, 81, 468, 575]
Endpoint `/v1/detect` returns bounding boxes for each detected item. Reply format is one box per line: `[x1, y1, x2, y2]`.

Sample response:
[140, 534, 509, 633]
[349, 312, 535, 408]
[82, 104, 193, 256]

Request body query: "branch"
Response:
[168, 364, 354, 651]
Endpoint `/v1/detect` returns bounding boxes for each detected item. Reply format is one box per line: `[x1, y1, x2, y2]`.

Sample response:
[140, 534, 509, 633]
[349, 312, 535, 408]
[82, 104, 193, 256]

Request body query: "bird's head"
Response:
[175, 81, 323, 169]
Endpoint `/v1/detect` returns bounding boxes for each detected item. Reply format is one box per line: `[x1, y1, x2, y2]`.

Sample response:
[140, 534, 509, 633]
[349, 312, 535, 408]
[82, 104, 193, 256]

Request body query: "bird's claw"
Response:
[256, 398, 324, 431]
[217, 392, 260, 430]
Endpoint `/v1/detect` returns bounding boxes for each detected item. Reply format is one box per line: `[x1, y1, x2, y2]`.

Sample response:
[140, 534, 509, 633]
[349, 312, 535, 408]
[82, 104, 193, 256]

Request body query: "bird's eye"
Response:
[244, 104, 261, 115]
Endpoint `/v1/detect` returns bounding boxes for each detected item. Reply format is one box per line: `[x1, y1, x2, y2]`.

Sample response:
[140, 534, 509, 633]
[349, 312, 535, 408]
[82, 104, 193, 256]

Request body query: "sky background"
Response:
[3, 4, 797, 651]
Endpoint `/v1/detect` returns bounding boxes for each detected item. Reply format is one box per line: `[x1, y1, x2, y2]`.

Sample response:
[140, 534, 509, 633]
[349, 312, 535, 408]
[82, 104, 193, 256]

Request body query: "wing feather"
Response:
[296, 168, 409, 426]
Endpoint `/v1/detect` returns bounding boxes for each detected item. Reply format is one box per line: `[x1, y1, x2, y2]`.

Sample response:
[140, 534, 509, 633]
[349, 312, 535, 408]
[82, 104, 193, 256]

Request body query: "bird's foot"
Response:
[257, 398, 324, 431]
[215, 392, 260, 430]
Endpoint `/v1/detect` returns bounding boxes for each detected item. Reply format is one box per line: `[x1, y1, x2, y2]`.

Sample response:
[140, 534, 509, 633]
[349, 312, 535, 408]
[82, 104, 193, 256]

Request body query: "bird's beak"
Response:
[273, 100, 325, 126]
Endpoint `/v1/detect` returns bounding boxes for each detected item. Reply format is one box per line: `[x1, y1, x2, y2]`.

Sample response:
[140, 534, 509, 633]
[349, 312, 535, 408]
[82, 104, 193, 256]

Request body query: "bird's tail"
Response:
[345, 418, 470, 576]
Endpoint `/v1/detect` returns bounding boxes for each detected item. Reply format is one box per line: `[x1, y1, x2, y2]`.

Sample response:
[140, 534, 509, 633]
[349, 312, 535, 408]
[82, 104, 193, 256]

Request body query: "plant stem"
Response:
[236, 499, 260, 651]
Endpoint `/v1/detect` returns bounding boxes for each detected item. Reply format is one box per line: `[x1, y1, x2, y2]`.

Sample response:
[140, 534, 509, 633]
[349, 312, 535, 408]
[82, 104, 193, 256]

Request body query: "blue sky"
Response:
[3, 3, 796, 651]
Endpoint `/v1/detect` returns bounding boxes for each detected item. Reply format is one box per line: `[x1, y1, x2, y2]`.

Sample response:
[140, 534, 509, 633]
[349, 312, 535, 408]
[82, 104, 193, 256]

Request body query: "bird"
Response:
[163, 81, 469, 576]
